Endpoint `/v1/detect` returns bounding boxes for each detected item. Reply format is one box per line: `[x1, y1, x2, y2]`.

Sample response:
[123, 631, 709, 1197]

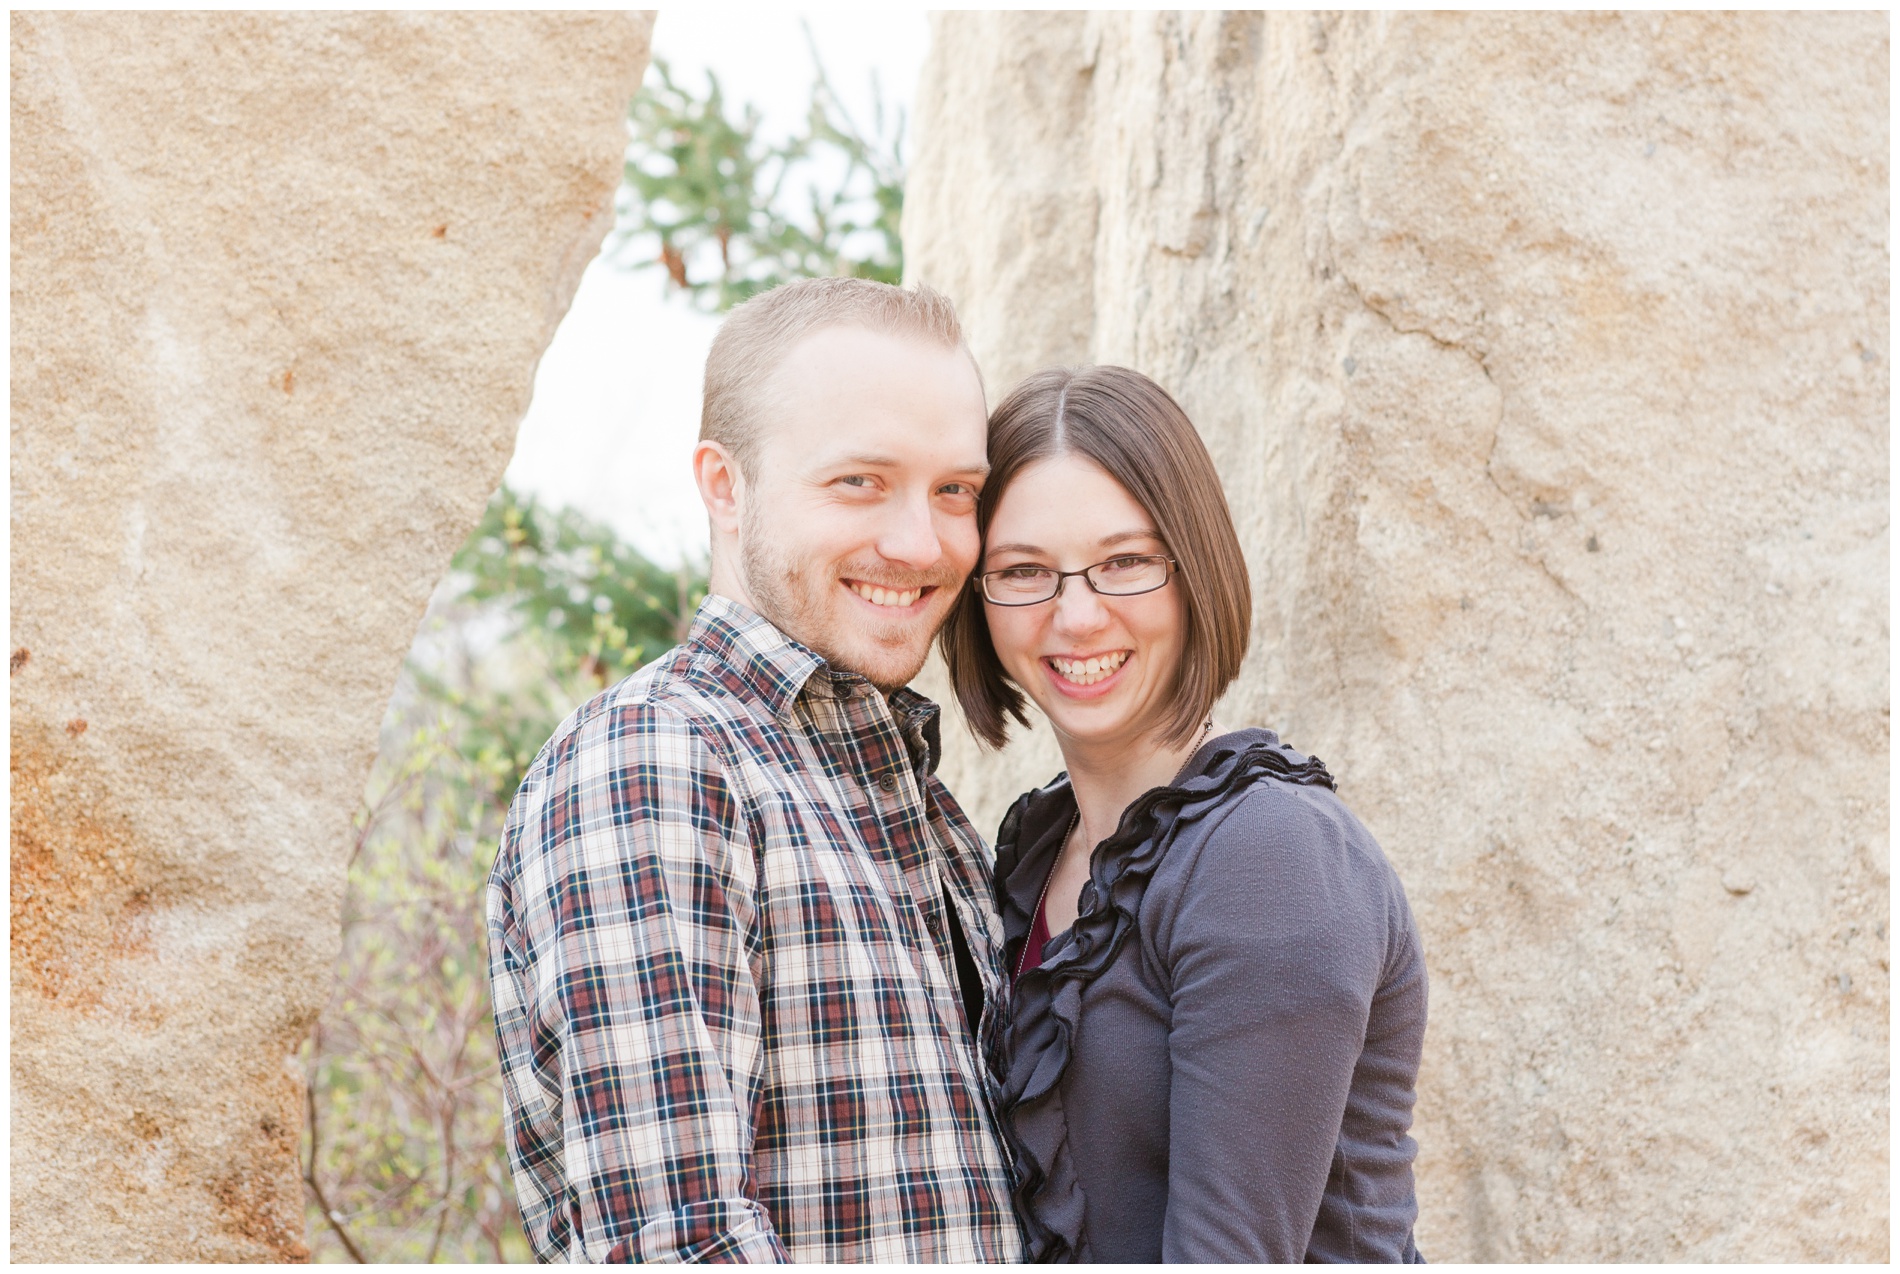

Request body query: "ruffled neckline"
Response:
[991, 727, 1336, 1262]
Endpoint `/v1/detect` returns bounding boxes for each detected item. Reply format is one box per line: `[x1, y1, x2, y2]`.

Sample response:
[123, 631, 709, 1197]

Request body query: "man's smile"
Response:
[843, 579, 934, 611]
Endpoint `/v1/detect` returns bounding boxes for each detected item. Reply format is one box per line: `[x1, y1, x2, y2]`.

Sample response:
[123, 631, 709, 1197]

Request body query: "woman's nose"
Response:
[1050, 574, 1109, 634]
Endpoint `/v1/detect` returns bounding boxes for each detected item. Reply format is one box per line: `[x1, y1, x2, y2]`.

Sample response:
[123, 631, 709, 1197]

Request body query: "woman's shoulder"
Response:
[1186, 731, 1385, 865]
[1163, 731, 1414, 938]
[1218, 768, 1383, 871]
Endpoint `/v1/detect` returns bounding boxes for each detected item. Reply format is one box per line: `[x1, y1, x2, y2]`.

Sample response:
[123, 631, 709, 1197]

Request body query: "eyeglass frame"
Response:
[975, 554, 1179, 607]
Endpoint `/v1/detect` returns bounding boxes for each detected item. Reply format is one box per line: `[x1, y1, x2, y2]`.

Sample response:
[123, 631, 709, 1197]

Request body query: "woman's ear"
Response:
[693, 439, 745, 538]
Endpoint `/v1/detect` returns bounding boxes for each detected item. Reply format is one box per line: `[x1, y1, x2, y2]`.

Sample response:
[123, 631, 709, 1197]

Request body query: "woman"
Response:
[941, 366, 1427, 1263]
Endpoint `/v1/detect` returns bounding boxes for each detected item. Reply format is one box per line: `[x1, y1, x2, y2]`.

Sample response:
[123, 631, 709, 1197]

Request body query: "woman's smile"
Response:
[1043, 649, 1132, 694]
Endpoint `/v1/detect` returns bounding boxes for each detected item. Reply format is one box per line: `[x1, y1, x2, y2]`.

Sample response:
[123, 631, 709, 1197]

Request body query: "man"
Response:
[486, 278, 1024, 1261]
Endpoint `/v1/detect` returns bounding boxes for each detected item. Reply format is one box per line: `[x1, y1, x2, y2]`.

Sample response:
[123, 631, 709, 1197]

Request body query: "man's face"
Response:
[736, 326, 988, 690]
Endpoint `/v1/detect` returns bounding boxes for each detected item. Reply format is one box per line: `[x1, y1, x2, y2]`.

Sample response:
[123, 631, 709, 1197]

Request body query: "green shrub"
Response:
[301, 489, 704, 1262]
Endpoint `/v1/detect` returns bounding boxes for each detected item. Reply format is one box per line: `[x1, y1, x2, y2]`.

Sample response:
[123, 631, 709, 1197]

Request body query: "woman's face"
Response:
[981, 452, 1185, 752]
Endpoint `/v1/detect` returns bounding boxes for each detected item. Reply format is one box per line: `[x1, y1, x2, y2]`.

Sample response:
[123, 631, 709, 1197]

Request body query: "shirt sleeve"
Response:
[1155, 784, 1419, 1263]
[487, 696, 785, 1263]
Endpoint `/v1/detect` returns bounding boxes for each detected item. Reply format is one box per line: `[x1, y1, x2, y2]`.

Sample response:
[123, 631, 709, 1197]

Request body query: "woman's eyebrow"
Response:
[985, 529, 1159, 560]
[1097, 528, 1162, 547]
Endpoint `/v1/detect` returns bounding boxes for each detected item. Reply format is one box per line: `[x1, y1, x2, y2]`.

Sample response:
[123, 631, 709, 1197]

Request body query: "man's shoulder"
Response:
[507, 635, 798, 836]
[550, 637, 772, 755]
[495, 642, 757, 879]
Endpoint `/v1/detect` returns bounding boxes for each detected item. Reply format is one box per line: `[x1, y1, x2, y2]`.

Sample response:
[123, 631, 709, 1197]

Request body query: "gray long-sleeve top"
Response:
[991, 728, 1427, 1263]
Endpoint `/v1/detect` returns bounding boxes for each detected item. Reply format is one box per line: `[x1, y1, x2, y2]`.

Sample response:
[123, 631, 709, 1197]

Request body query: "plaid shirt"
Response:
[487, 595, 1025, 1262]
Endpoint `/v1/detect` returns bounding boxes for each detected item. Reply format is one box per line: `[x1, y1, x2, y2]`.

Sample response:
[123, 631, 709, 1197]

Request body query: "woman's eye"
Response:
[1101, 556, 1146, 573]
[997, 566, 1050, 581]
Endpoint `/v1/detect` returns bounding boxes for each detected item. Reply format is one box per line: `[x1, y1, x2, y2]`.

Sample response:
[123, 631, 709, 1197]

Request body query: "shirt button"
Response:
[877, 771, 899, 793]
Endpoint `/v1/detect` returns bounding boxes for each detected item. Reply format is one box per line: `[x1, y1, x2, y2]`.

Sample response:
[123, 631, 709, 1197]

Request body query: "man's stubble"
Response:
[738, 496, 960, 692]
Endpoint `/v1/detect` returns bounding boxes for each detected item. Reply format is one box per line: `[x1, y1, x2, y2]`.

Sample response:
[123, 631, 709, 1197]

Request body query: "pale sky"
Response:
[503, 10, 931, 566]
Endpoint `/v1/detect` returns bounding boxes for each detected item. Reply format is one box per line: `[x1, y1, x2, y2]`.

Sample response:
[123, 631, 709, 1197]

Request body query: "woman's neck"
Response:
[1059, 720, 1215, 852]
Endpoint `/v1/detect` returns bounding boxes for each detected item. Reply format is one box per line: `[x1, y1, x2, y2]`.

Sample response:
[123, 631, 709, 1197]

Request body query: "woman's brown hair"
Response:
[940, 365, 1252, 749]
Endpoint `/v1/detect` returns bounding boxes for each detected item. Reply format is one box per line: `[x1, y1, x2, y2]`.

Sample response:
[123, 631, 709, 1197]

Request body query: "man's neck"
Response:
[706, 553, 755, 615]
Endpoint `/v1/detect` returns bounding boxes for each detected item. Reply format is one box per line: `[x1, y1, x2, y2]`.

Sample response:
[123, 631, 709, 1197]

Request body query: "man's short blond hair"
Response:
[701, 277, 973, 478]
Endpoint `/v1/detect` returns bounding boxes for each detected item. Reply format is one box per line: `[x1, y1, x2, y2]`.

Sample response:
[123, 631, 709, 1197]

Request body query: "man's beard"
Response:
[738, 503, 959, 691]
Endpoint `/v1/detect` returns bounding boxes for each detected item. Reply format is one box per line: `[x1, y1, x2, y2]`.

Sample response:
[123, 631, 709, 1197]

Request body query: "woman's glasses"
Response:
[977, 554, 1177, 606]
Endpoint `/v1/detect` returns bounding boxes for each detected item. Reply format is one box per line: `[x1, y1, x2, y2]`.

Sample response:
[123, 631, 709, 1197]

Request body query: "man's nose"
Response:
[876, 492, 944, 571]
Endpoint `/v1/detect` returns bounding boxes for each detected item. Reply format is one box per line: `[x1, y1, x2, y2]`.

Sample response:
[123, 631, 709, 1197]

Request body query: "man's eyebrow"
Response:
[816, 452, 990, 476]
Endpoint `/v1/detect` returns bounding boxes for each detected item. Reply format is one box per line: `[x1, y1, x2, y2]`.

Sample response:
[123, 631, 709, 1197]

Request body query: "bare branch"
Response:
[303, 1043, 371, 1264]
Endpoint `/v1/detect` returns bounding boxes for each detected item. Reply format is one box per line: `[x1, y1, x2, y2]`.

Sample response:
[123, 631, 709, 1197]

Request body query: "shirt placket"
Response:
[825, 687, 976, 1059]
[856, 697, 1022, 1182]
[922, 801, 1023, 1182]
[932, 810, 1016, 1127]
[785, 670, 1018, 1250]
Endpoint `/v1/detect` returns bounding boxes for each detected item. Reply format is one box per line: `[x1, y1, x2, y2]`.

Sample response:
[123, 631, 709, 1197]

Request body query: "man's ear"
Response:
[693, 439, 746, 537]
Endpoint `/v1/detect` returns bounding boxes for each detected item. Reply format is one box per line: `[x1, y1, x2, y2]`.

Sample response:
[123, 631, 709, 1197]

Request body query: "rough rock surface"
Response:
[907, 12, 1887, 1261]
[9, 13, 650, 1260]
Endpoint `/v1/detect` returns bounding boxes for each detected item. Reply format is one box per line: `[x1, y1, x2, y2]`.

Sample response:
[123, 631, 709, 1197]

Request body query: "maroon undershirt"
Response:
[1013, 874, 1055, 985]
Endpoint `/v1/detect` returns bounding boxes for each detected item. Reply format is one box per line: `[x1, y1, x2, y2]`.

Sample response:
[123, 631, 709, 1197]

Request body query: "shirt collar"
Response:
[686, 593, 944, 774]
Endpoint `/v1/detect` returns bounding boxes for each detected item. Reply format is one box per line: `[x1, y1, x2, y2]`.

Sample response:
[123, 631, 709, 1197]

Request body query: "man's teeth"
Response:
[1050, 652, 1129, 686]
[848, 581, 921, 609]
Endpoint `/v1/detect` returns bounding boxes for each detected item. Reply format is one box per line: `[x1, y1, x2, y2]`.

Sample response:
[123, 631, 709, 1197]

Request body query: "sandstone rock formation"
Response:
[908, 12, 1888, 1261]
[10, 13, 650, 1259]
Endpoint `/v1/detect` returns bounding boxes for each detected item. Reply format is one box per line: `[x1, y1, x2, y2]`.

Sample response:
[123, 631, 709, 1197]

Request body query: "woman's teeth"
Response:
[1050, 652, 1129, 686]
[848, 581, 921, 609]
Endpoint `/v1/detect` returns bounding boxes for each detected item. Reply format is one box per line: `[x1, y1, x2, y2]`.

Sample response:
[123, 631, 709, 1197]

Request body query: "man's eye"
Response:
[938, 482, 977, 498]
[838, 475, 872, 488]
